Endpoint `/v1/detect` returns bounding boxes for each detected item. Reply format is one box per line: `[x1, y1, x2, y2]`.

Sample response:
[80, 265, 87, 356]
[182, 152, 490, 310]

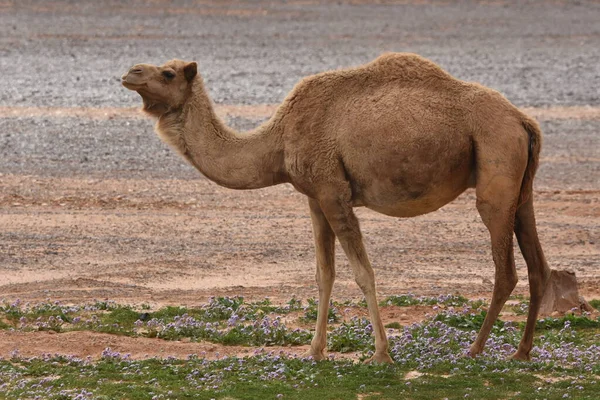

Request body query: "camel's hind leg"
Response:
[512, 195, 551, 360]
[306, 198, 336, 360]
[468, 173, 522, 357]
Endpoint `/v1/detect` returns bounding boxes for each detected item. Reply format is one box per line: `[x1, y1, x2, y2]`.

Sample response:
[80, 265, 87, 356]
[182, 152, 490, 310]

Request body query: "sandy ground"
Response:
[1, 148, 599, 304]
[0, 304, 446, 361]
[0, 1, 599, 359]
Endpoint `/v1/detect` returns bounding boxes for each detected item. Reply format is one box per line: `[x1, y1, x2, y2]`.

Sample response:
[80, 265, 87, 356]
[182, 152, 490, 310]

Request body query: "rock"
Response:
[579, 296, 595, 313]
[539, 269, 591, 317]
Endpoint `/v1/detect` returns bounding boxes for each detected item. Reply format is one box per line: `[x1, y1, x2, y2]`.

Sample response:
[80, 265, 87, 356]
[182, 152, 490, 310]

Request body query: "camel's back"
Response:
[278, 52, 519, 139]
[282, 53, 462, 105]
[276, 53, 476, 135]
[283, 53, 452, 102]
[278, 53, 478, 145]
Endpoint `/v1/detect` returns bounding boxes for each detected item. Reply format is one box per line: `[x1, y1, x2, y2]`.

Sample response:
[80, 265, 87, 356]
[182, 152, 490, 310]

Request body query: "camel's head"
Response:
[122, 59, 198, 117]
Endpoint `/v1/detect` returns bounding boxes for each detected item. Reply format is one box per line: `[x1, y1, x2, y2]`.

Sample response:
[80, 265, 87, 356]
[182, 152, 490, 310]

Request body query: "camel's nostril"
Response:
[130, 68, 143, 74]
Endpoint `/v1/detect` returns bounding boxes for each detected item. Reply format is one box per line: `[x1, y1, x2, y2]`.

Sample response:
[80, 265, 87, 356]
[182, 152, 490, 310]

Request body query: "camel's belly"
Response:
[350, 167, 472, 218]
[357, 187, 467, 217]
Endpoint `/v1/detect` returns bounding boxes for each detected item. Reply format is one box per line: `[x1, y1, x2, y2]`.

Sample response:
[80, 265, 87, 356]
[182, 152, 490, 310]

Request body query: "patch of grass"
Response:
[248, 296, 304, 316]
[0, 299, 135, 331]
[385, 322, 402, 329]
[536, 314, 600, 330]
[200, 295, 246, 321]
[93, 300, 123, 311]
[195, 296, 303, 322]
[511, 300, 530, 315]
[95, 307, 143, 335]
[1, 295, 600, 399]
[433, 309, 506, 333]
[142, 312, 313, 347]
[588, 299, 600, 311]
[220, 317, 312, 346]
[149, 305, 191, 320]
[328, 317, 374, 353]
[2, 354, 599, 400]
[382, 294, 474, 308]
[0, 297, 312, 347]
[301, 298, 341, 323]
[0, 300, 27, 324]
[381, 294, 423, 307]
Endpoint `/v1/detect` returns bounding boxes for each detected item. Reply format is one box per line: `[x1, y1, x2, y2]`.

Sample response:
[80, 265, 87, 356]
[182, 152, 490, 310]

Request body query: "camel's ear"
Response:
[184, 62, 197, 82]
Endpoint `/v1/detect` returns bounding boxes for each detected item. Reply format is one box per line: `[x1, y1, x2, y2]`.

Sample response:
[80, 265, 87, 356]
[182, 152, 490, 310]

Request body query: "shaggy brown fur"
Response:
[122, 53, 551, 363]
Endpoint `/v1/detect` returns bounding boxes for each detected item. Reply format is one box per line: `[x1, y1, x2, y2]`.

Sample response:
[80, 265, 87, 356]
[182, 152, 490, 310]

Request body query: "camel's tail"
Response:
[518, 115, 543, 206]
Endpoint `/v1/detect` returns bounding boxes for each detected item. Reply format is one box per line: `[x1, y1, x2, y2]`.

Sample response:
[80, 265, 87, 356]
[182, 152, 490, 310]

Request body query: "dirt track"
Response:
[0, 1, 599, 358]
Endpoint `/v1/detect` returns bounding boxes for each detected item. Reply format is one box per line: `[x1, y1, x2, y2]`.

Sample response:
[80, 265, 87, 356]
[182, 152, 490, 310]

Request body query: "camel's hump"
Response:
[365, 52, 453, 81]
[296, 53, 455, 94]
[277, 53, 461, 118]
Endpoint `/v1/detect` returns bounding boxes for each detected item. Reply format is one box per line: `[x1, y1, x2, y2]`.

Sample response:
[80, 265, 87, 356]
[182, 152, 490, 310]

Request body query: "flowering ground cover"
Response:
[1, 295, 599, 399]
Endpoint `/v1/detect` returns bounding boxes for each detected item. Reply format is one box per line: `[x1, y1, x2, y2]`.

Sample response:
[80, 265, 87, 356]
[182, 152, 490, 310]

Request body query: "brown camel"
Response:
[122, 53, 551, 363]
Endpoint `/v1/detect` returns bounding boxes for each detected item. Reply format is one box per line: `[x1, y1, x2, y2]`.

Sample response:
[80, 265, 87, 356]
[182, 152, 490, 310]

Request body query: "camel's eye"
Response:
[162, 70, 175, 79]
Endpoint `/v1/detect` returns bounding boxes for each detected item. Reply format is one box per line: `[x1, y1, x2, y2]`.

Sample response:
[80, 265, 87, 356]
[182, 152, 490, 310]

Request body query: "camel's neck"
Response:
[156, 79, 286, 190]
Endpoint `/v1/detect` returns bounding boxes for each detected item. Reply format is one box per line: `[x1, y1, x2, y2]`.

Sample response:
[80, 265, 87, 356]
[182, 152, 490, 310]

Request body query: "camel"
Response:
[122, 53, 551, 363]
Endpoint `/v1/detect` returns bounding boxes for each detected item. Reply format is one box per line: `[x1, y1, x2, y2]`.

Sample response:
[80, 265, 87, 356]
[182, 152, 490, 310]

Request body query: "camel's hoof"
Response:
[466, 345, 482, 359]
[302, 350, 326, 361]
[364, 353, 394, 365]
[511, 351, 531, 361]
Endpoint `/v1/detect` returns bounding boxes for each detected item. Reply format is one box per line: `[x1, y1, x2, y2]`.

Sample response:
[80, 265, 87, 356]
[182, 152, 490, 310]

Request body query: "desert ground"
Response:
[0, 0, 598, 359]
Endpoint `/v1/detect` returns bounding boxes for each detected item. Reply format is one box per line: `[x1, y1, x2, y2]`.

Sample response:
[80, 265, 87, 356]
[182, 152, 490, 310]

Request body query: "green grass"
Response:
[1, 296, 599, 399]
[2, 354, 599, 399]
[381, 294, 473, 307]
[385, 321, 402, 329]
[301, 298, 341, 323]
[536, 314, 600, 330]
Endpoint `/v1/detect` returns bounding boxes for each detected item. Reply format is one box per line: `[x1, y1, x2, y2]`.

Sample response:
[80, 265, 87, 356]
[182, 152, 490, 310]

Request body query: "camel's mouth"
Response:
[121, 71, 151, 91]
[121, 78, 145, 90]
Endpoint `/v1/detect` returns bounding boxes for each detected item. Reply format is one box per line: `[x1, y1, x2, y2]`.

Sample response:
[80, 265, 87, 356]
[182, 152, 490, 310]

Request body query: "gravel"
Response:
[1, 1, 599, 108]
[0, 114, 265, 179]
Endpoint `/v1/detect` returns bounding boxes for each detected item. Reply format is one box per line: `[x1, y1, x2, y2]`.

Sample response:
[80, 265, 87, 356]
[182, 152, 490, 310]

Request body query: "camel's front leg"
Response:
[319, 193, 393, 364]
[306, 198, 336, 360]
